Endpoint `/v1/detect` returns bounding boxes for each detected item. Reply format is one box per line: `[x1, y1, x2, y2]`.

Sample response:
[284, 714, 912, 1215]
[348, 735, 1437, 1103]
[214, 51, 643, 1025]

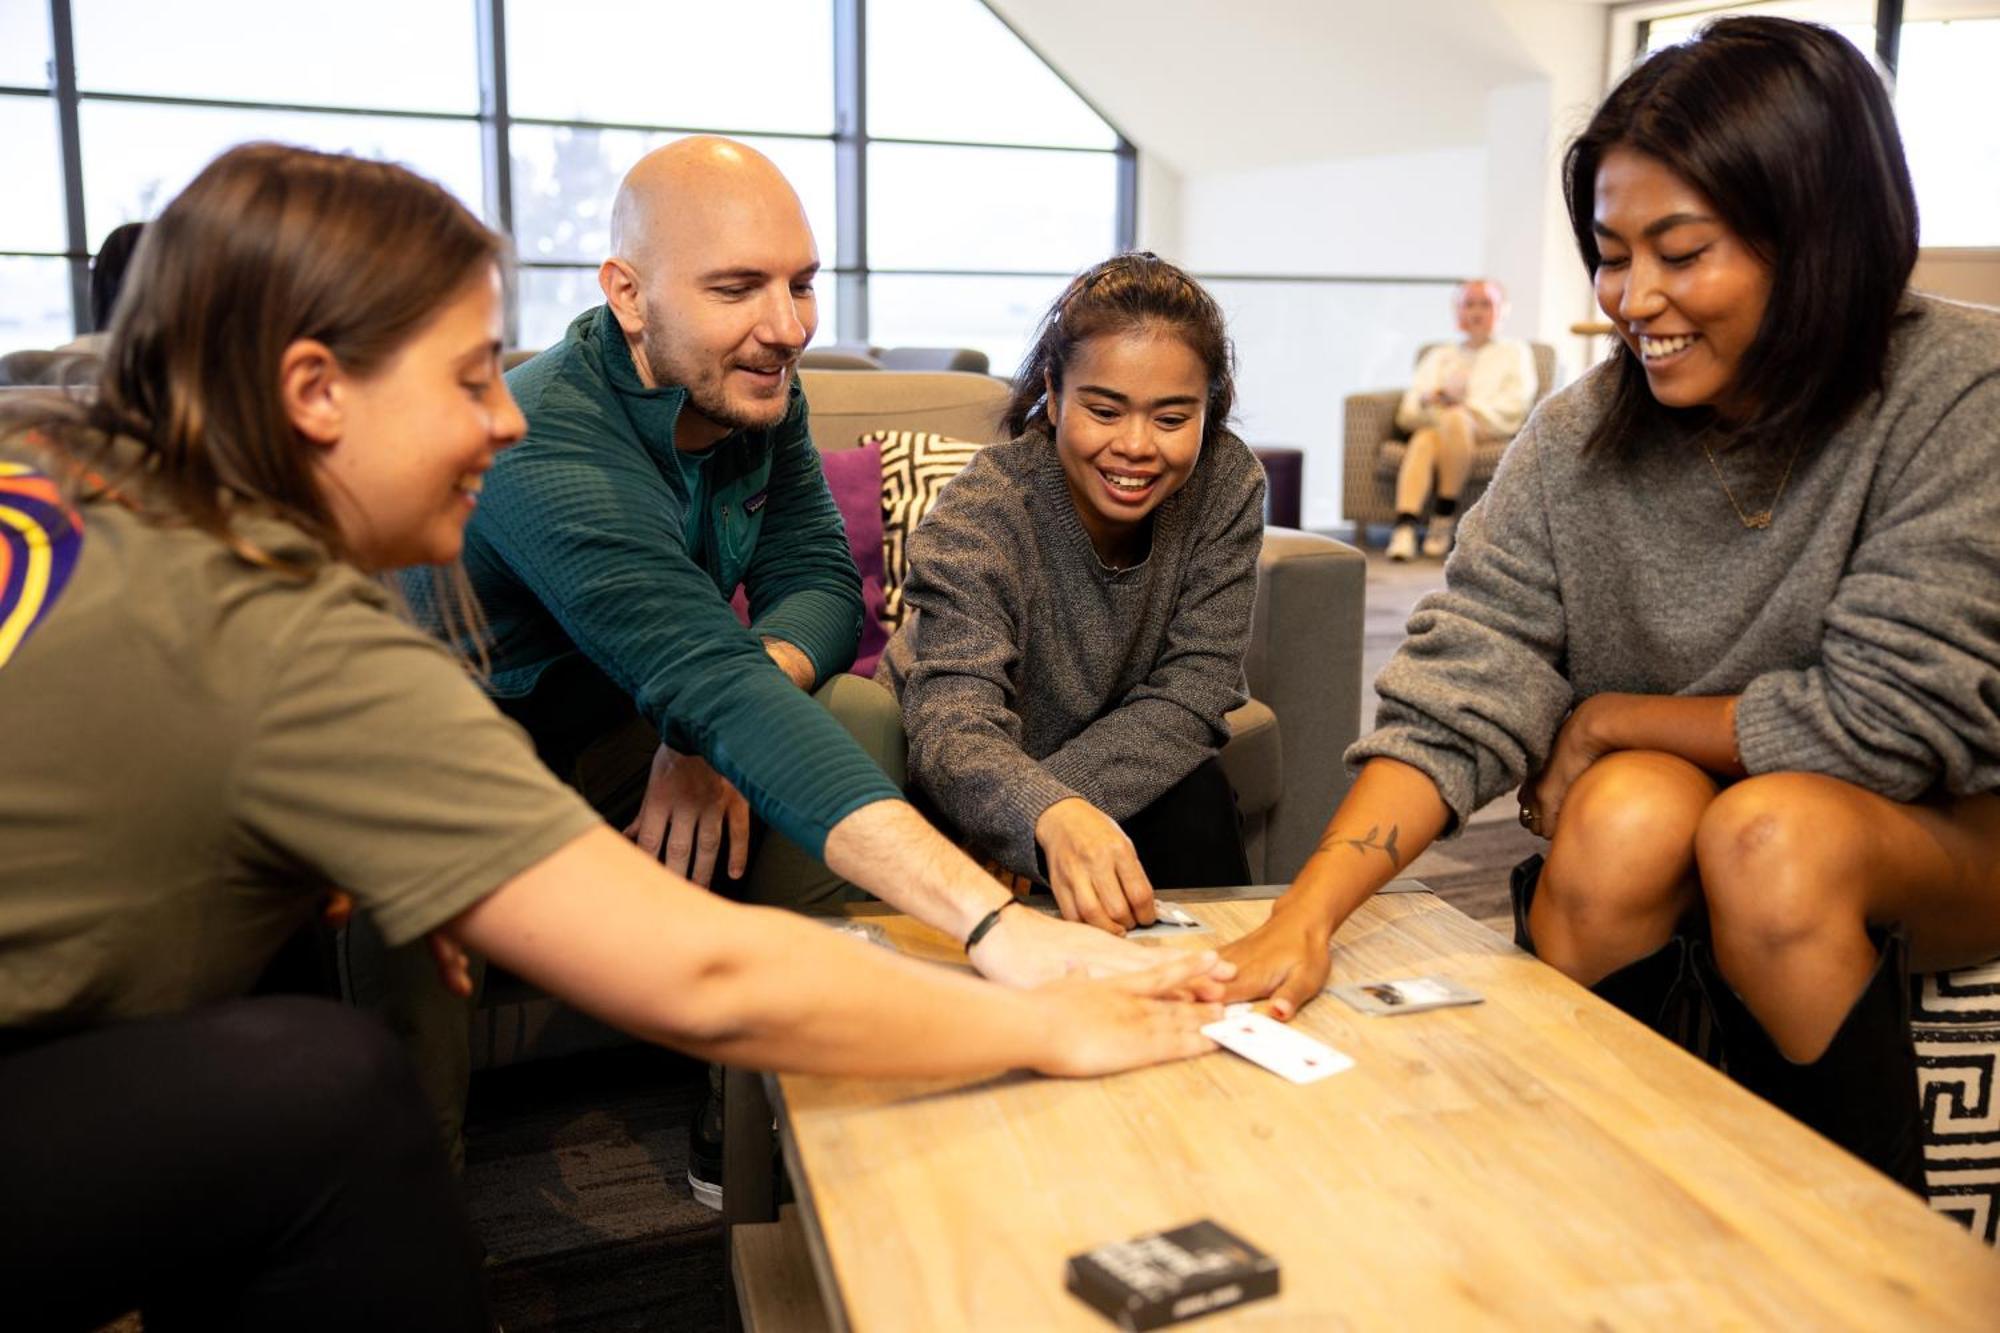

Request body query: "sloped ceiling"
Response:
[988, 0, 1607, 173]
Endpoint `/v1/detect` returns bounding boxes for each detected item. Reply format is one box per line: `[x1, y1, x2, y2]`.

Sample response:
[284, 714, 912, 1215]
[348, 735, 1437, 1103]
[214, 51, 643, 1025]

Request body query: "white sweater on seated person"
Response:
[1396, 338, 1537, 438]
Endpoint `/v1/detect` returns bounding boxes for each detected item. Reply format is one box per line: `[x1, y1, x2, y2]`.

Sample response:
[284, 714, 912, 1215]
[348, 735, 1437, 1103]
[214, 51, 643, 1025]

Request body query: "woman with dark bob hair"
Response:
[0, 146, 1230, 1330]
[880, 253, 1264, 932]
[1224, 16, 2000, 1192]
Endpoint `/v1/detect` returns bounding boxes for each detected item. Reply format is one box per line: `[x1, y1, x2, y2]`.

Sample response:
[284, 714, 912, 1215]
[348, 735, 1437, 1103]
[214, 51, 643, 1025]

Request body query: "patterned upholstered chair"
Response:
[1916, 961, 2000, 1241]
[1340, 340, 1558, 540]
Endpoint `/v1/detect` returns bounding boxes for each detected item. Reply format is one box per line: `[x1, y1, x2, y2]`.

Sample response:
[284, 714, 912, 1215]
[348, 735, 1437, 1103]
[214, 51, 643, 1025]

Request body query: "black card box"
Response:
[1065, 1219, 1279, 1330]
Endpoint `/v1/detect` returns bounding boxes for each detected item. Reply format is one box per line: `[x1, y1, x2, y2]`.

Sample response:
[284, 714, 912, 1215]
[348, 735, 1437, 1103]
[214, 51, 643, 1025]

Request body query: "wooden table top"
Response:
[772, 890, 2000, 1331]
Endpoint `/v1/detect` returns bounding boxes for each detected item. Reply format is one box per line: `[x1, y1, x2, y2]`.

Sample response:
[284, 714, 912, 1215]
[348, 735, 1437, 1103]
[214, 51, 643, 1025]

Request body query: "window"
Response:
[1626, 1, 2000, 247]
[0, 5, 50, 88]
[866, 144, 1117, 272]
[0, 257, 72, 356]
[70, 0, 480, 113]
[0, 96, 65, 252]
[1, 0, 1131, 356]
[1894, 17, 2000, 246]
[506, 0, 832, 133]
[861, 0, 1126, 364]
[79, 102, 486, 249]
[865, 0, 1115, 148]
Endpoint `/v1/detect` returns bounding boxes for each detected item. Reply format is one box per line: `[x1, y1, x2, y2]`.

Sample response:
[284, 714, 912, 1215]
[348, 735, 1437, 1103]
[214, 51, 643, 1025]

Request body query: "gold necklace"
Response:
[1696, 429, 1808, 530]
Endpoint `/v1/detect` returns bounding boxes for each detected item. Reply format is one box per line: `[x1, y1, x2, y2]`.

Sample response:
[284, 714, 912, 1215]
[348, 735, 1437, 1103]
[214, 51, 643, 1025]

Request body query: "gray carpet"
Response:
[462, 543, 1538, 1332]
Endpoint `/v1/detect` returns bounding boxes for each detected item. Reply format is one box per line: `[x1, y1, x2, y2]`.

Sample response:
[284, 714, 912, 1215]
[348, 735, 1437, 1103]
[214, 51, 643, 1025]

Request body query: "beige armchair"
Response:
[1341, 341, 1557, 537]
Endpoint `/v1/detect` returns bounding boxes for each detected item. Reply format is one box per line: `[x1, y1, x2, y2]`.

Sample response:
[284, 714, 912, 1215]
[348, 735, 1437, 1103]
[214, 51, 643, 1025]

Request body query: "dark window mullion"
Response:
[48, 0, 88, 331]
[833, 0, 866, 346]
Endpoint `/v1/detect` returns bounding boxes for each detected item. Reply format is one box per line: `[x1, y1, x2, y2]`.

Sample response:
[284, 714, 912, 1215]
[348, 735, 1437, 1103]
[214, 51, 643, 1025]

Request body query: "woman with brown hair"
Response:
[0, 145, 1229, 1331]
[1223, 18, 2000, 1192]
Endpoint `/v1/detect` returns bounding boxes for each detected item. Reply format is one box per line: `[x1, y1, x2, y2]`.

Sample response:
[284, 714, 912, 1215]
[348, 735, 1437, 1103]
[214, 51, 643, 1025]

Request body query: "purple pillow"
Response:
[727, 440, 889, 676]
[817, 439, 891, 676]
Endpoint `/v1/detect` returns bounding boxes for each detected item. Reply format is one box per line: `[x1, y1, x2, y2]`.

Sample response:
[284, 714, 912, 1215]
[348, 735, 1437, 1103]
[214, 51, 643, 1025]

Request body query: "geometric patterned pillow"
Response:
[1914, 959, 2000, 1245]
[865, 430, 983, 635]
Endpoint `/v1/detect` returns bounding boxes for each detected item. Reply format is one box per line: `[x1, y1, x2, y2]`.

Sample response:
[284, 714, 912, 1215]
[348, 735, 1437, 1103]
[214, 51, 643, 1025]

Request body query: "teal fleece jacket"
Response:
[457, 304, 896, 858]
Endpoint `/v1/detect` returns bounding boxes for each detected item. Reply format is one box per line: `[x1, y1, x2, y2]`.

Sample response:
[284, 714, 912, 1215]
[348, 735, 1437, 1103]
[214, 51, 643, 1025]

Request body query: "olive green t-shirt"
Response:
[0, 439, 601, 1033]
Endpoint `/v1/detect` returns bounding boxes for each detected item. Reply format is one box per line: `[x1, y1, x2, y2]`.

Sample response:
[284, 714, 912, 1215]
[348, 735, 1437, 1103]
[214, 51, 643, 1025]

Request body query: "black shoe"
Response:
[687, 1086, 724, 1211]
[1510, 853, 1702, 1043]
[1692, 930, 1925, 1193]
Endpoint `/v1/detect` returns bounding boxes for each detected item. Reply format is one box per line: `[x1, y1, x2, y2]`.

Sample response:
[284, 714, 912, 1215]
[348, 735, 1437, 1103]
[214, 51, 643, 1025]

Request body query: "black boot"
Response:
[1510, 854, 1701, 1042]
[1691, 930, 1925, 1194]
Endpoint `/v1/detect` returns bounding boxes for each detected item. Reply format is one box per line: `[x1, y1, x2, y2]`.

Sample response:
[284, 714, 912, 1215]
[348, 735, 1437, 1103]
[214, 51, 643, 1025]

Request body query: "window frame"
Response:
[7, 0, 1135, 347]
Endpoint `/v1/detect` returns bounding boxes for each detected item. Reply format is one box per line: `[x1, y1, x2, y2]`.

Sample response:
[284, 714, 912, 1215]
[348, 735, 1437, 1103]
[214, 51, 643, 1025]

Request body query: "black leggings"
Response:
[0, 997, 491, 1333]
[1121, 756, 1253, 889]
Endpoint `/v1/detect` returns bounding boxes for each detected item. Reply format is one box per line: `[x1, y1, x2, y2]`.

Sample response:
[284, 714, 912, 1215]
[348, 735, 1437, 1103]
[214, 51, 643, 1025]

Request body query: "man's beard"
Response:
[641, 325, 788, 437]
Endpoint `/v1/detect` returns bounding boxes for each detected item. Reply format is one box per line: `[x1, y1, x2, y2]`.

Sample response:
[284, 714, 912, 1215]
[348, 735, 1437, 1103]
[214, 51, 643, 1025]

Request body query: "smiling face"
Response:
[1592, 146, 1774, 417]
[604, 141, 819, 452]
[1045, 328, 1208, 565]
[308, 265, 524, 570]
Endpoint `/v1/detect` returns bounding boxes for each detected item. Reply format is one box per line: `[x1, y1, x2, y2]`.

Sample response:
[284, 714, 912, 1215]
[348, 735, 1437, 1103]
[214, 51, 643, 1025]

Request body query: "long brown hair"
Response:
[0, 143, 504, 652]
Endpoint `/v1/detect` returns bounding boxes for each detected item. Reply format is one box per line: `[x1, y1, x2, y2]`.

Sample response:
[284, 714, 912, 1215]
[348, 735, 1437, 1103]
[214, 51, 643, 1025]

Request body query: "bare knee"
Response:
[1697, 775, 1866, 954]
[1541, 751, 1711, 927]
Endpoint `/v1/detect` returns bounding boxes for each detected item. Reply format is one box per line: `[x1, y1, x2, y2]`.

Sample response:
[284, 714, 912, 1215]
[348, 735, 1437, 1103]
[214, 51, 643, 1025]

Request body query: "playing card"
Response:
[1125, 903, 1210, 939]
[1329, 975, 1484, 1016]
[824, 919, 894, 950]
[1201, 1012, 1353, 1084]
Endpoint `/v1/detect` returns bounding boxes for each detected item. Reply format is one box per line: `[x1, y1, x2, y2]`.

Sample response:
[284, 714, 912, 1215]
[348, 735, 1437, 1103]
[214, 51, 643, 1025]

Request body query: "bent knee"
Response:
[1540, 753, 1710, 922]
[1697, 775, 1867, 947]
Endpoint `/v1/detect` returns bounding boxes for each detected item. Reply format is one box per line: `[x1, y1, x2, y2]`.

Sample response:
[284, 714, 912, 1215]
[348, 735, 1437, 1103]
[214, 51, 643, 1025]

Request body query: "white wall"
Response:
[1175, 147, 1489, 277]
[993, 0, 1617, 525]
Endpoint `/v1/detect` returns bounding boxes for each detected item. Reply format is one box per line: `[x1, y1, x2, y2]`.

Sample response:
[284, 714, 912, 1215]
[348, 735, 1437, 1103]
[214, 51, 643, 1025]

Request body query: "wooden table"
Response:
[736, 887, 2000, 1330]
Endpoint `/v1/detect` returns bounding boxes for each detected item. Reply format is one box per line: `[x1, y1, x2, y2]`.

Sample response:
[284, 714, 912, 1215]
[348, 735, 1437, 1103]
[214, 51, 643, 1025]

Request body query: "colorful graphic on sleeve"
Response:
[0, 462, 85, 669]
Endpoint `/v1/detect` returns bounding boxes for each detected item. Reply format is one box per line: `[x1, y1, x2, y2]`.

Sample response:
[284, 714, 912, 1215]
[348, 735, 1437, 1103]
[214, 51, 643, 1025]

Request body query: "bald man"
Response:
[437, 139, 1151, 1202]
[1387, 278, 1536, 561]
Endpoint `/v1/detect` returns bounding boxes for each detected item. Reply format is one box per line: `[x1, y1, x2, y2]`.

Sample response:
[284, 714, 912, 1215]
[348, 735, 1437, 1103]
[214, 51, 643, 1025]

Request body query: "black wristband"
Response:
[964, 897, 1023, 951]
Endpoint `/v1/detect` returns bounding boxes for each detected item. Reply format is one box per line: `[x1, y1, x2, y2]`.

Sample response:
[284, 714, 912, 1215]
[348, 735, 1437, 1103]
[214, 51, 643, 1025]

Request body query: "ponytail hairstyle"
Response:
[1002, 251, 1236, 454]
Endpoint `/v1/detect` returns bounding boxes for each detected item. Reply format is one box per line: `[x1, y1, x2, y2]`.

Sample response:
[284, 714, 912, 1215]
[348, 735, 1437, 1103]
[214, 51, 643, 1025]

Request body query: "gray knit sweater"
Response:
[1352, 294, 2000, 829]
[879, 430, 1266, 875]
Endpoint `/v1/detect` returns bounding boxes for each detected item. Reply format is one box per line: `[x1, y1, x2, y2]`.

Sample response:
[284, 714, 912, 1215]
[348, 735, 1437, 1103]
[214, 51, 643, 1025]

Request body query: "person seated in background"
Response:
[0, 143, 1231, 1333]
[55, 221, 146, 358]
[880, 253, 1264, 933]
[1386, 277, 1535, 560]
[439, 135, 1160, 1203]
[1224, 17, 2000, 1192]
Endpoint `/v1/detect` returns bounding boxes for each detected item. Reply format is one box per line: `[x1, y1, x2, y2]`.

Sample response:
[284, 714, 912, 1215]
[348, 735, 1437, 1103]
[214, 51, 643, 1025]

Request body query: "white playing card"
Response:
[1201, 1012, 1354, 1085]
[1125, 903, 1210, 939]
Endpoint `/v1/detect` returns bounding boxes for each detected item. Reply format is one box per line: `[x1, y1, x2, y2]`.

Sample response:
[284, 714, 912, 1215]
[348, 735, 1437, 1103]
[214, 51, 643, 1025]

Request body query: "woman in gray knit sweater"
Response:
[1230, 17, 2000, 1191]
[881, 255, 1265, 935]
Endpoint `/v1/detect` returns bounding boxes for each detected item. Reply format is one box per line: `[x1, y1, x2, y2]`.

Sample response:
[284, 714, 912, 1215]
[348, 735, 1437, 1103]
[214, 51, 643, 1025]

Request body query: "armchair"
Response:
[1341, 341, 1557, 538]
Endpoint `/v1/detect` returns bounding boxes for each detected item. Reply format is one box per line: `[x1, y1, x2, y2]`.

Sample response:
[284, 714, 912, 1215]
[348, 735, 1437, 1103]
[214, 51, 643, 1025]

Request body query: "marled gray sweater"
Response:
[1352, 295, 2000, 828]
[880, 430, 1266, 875]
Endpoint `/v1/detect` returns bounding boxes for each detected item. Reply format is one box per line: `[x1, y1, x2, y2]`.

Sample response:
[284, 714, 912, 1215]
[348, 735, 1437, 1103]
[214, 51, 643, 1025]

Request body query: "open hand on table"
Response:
[1035, 797, 1156, 934]
[1027, 949, 1230, 1077]
[968, 899, 1227, 989]
[1217, 902, 1331, 1021]
[624, 744, 751, 887]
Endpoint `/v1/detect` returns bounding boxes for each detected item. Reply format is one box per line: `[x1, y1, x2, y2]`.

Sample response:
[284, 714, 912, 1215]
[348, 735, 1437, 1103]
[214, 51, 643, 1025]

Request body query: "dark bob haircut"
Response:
[1562, 16, 1917, 458]
[1002, 251, 1236, 455]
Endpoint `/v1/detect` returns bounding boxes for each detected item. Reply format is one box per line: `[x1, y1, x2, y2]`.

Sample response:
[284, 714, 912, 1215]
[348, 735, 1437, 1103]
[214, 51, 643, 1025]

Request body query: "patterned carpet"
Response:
[445, 544, 1543, 1333]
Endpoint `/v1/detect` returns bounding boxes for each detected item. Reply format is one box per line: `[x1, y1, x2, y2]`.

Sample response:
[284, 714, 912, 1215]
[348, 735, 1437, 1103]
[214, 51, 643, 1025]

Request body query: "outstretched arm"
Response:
[448, 825, 1228, 1079]
[1221, 759, 1452, 1019]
